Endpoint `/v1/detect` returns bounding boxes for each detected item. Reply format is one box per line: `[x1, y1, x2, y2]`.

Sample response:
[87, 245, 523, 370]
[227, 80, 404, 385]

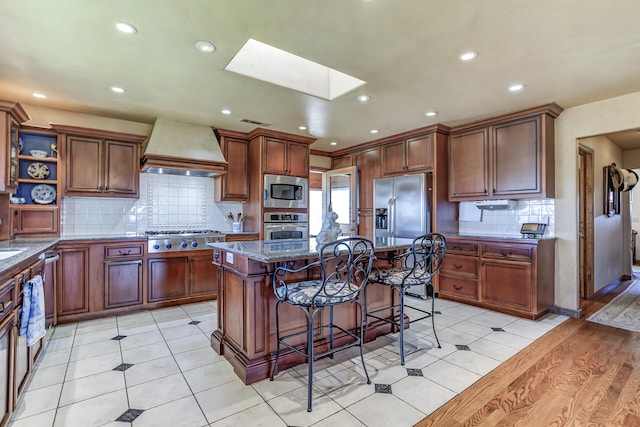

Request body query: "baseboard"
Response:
[548, 305, 582, 319]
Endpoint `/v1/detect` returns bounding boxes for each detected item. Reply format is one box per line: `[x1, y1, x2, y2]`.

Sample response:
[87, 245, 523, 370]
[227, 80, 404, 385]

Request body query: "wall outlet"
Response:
[225, 252, 234, 264]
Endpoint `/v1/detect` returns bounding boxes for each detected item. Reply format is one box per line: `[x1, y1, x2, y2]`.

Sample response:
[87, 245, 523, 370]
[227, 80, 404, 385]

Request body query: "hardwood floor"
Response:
[416, 278, 640, 427]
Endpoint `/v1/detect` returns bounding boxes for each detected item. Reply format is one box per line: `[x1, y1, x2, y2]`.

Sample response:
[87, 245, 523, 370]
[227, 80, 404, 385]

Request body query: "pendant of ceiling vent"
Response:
[241, 118, 271, 126]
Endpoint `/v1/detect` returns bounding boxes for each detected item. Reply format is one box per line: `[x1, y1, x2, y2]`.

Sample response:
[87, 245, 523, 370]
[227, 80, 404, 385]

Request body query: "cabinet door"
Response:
[43, 257, 56, 327]
[104, 140, 139, 197]
[13, 309, 29, 408]
[482, 260, 532, 311]
[286, 141, 309, 177]
[449, 129, 489, 200]
[216, 137, 248, 201]
[65, 136, 103, 194]
[263, 137, 287, 175]
[5, 115, 19, 192]
[148, 257, 188, 302]
[0, 314, 13, 425]
[355, 147, 380, 236]
[11, 206, 59, 235]
[104, 260, 143, 309]
[189, 255, 217, 297]
[406, 135, 433, 172]
[57, 247, 90, 316]
[331, 154, 353, 169]
[492, 117, 540, 196]
[381, 141, 405, 176]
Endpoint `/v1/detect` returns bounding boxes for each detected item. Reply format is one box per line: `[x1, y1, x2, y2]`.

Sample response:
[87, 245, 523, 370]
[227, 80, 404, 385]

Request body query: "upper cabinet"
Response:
[11, 127, 61, 236]
[0, 101, 29, 194]
[52, 124, 146, 198]
[381, 134, 433, 176]
[261, 136, 310, 177]
[214, 128, 249, 202]
[448, 104, 563, 201]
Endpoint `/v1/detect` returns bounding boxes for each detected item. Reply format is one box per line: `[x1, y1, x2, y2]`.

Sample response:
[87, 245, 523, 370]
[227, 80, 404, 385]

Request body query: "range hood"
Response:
[140, 118, 228, 177]
[474, 199, 518, 210]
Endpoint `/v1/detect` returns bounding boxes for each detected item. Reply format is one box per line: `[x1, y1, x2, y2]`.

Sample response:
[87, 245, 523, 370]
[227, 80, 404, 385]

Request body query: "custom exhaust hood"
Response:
[140, 118, 228, 177]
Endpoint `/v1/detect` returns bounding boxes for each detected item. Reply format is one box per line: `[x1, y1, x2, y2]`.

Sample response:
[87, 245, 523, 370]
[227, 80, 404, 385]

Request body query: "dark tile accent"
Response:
[455, 344, 471, 351]
[188, 320, 201, 325]
[113, 363, 134, 372]
[116, 408, 144, 422]
[375, 383, 392, 394]
[434, 310, 442, 315]
[491, 327, 505, 332]
[406, 368, 423, 377]
[111, 335, 127, 341]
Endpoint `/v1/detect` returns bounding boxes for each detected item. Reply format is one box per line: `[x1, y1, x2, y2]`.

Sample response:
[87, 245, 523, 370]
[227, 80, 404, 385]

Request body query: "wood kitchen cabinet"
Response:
[104, 243, 145, 309]
[438, 236, 555, 319]
[448, 103, 562, 201]
[56, 245, 90, 317]
[262, 136, 309, 177]
[214, 129, 249, 202]
[355, 147, 380, 237]
[149, 253, 217, 302]
[52, 124, 145, 198]
[0, 101, 29, 195]
[10, 206, 59, 236]
[0, 310, 13, 427]
[381, 134, 433, 176]
[331, 153, 353, 169]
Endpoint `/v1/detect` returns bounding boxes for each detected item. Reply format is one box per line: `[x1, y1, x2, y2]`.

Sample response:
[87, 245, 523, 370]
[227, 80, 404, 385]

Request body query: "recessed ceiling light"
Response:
[298, 126, 307, 130]
[459, 51, 477, 61]
[32, 93, 47, 99]
[195, 41, 215, 53]
[425, 111, 437, 117]
[330, 141, 338, 146]
[115, 21, 137, 34]
[508, 83, 525, 92]
[357, 95, 370, 102]
[370, 129, 379, 134]
[221, 109, 232, 115]
[111, 86, 125, 93]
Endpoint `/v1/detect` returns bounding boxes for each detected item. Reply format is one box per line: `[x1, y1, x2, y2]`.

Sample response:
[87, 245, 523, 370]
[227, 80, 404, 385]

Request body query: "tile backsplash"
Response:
[60, 173, 242, 236]
[458, 198, 555, 237]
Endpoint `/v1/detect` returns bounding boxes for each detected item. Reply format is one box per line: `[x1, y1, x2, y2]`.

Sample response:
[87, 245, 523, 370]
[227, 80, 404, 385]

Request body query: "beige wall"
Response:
[556, 90, 640, 311]
[22, 103, 152, 135]
[579, 135, 624, 292]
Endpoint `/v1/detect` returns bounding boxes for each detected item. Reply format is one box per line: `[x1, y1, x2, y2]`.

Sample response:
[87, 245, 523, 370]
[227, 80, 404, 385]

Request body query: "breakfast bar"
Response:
[207, 237, 415, 384]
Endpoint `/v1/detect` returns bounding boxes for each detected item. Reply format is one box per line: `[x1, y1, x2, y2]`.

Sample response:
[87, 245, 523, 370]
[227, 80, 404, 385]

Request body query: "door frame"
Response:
[323, 166, 358, 236]
[578, 144, 595, 299]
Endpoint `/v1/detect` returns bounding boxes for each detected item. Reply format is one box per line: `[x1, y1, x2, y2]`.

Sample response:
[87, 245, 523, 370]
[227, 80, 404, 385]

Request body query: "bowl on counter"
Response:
[30, 149, 48, 158]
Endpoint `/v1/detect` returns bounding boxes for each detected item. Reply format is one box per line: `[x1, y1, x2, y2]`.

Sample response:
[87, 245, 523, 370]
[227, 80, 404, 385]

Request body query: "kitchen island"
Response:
[207, 237, 415, 384]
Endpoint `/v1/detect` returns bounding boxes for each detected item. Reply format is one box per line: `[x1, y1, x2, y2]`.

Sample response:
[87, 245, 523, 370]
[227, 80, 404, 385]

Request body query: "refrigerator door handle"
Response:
[388, 196, 395, 237]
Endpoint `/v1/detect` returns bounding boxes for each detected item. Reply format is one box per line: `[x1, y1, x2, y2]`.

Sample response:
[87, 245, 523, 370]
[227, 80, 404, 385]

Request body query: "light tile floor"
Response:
[9, 297, 568, 427]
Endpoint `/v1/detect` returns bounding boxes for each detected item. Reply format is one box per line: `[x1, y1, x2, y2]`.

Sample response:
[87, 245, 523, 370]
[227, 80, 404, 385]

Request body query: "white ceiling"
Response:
[2, 0, 640, 152]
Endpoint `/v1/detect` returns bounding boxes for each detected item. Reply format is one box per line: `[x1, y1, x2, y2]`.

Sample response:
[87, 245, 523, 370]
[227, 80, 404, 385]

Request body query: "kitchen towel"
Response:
[19, 274, 46, 347]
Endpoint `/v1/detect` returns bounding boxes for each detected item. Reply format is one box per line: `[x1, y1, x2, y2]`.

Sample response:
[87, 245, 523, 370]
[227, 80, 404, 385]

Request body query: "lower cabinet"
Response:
[148, 252, 217, 302]
[104, 259, 143, 309]
[438, 237, 555, 319]
[0, 313, 13, 427]
[56, 246, 90, 317]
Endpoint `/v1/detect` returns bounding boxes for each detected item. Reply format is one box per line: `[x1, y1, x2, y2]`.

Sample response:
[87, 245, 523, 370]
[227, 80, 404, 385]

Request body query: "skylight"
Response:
[225, 39, 366, 101]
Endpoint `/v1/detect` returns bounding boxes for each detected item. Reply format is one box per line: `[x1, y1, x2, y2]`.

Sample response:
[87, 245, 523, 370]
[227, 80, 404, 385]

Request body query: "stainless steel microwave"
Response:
[264, 174, 308, 209]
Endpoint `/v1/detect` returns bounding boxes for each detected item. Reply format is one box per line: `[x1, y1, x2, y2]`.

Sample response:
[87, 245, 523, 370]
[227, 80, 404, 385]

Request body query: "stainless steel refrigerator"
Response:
[373, 173, 430, 240]
[374, 173, 431, 298]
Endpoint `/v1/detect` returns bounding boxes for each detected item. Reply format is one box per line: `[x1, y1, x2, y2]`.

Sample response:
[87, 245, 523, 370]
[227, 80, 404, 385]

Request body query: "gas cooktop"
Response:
[145, 230, 223, 236]
[146, 230, 226, 253]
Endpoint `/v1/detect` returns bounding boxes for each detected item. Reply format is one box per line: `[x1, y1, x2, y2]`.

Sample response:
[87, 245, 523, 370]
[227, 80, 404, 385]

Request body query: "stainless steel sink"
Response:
[0, 249, 26, 260]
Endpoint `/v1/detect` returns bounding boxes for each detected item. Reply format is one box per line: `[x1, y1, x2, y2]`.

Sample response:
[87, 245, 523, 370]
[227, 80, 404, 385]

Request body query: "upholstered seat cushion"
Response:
[276, 280, 360, 306]
[370, 268, 432, 287]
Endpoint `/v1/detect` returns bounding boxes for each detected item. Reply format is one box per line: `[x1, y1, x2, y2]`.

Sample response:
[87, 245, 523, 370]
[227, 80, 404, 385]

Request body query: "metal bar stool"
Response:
[270, 237, 375, 412]
[366, 233, 446, 365]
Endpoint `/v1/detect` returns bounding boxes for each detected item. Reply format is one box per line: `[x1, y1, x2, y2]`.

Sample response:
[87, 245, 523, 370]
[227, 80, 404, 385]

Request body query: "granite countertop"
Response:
[58, 234, 148, 241]
[207, 236, 414, 262]
[443, 233, 557, 242]
[0, 238, 59, 275]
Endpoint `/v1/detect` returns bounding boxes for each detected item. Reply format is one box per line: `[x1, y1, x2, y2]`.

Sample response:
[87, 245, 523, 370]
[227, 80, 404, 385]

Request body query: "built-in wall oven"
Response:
[264, 174, 308, 209]
[263, 212, 309, 241]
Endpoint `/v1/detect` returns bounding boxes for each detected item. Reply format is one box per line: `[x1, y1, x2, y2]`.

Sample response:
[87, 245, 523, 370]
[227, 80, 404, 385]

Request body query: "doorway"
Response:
[323, 166, 358, 237]
[578, 145, 595, 299]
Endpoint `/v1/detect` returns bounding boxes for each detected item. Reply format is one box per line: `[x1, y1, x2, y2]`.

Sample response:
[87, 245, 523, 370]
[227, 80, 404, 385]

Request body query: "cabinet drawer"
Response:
[447, 241, 479, 256]
[439, 275, 479, 300]
[441, 255, 478, 278]
[0, 279, 15, 322]
[104, 243, 144, 259]
[482, 244, 532, 260]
